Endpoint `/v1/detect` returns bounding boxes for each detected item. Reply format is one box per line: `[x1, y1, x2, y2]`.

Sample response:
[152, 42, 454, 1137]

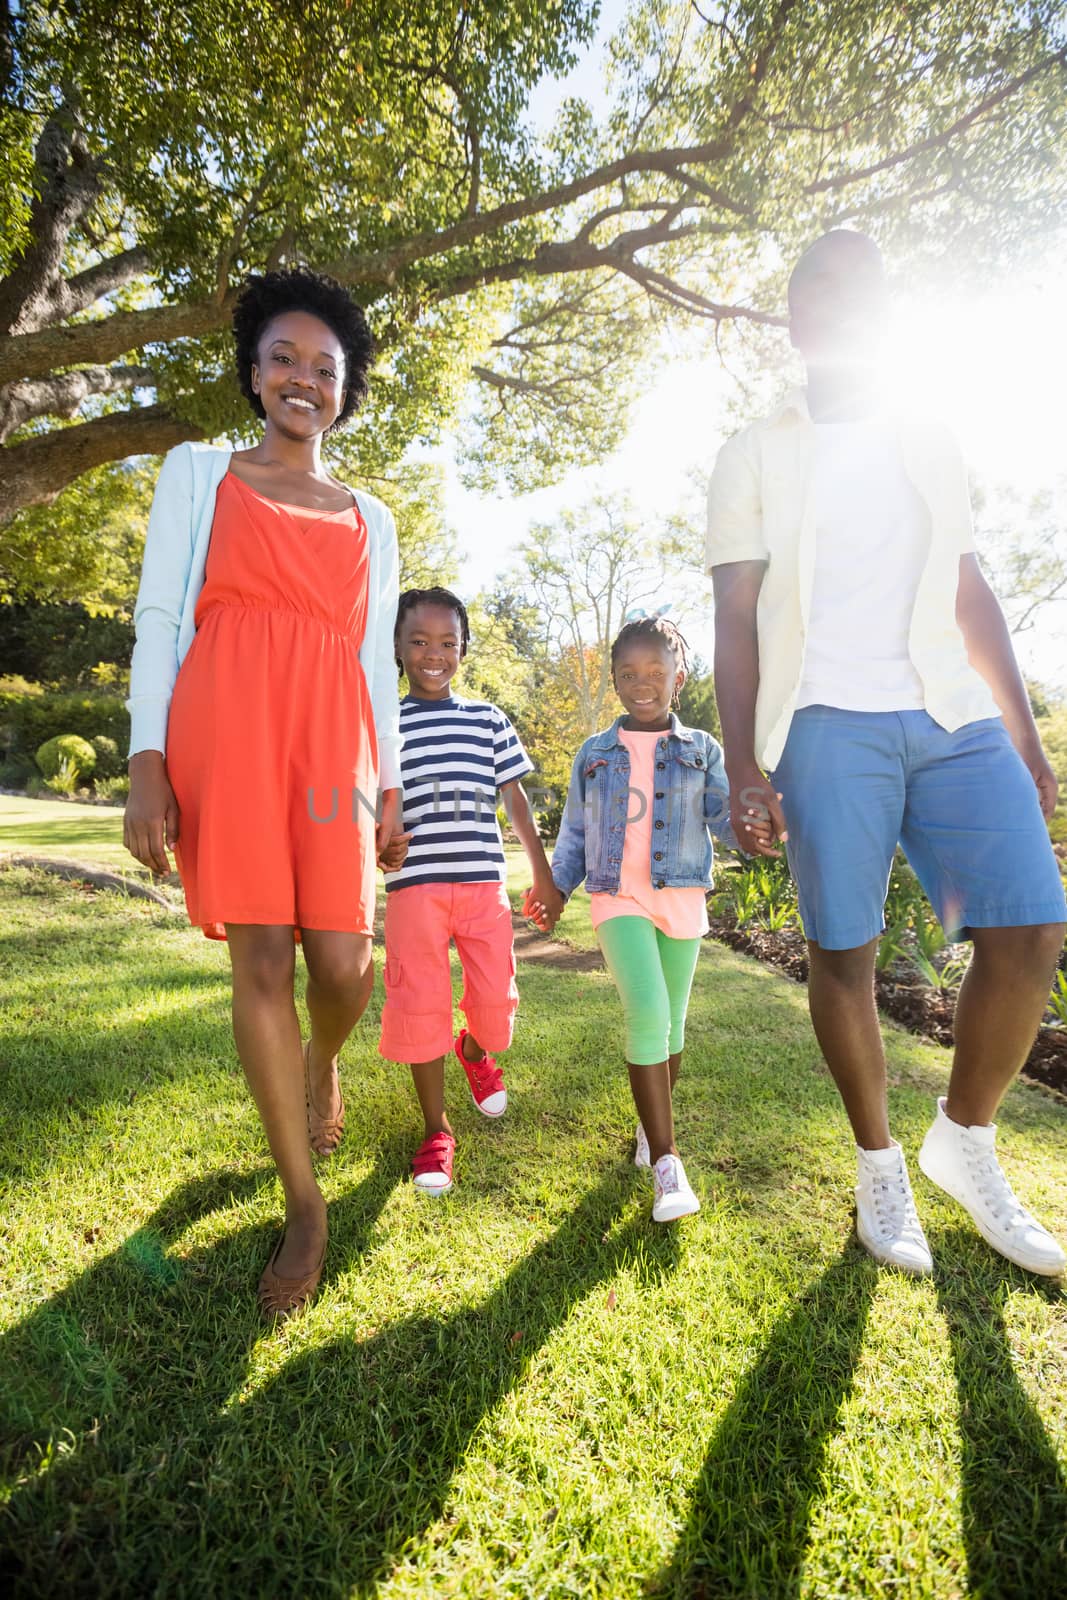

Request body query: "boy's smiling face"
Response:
[396, 602, 465, 700]
[613, 636, 685, 731]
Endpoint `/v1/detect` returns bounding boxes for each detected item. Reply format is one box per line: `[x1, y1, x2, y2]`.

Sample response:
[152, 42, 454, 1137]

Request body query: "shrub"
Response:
[0, 753, 36, 789]
[45, 755, 85, 796]
[95, 774, 130, 801]
[90, 734, 124, 780]
[0, 689, 128, 762]
[36, 733, 97, 782]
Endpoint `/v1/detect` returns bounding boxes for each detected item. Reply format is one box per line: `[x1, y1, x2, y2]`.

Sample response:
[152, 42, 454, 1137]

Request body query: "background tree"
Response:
[1, 0, 1065, 546]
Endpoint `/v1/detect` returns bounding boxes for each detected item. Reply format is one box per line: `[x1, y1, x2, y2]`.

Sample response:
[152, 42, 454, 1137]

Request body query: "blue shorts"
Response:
[772, 707, 1066, 951]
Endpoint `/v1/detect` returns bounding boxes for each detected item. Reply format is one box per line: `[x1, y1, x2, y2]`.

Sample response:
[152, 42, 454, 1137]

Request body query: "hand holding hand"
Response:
[523, 877, 565, 933]
[729, 767, 788, 859]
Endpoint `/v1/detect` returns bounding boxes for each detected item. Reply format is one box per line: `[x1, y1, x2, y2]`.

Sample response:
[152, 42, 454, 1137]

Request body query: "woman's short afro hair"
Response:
[232, 267, 375, 430]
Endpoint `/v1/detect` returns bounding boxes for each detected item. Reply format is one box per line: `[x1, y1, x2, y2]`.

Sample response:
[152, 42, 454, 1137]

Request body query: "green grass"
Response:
[1, 863, 1066, 1599]
[0, 792, 142, 880]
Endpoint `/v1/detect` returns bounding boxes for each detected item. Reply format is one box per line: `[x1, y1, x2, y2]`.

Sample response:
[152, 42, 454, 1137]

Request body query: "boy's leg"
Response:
[453, 882, 519, 1058]
[379, 884, 457, 1085]
[597, 916, 675, 1162]
[410, 1057, 450, 1138]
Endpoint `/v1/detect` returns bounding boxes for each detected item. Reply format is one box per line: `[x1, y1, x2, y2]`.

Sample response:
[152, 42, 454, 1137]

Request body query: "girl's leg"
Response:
[301, 930, 374, 1119]
[226, 924, 325, 1278]
[657, 927, 702, 1096]
[410, 1057, 451, 1138]
[597, 917, 674, 1164]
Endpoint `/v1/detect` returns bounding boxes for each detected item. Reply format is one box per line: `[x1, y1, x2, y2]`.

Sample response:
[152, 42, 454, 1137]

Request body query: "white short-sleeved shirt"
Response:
[705, 389, 999, 770]
[797, 419, 928, 713]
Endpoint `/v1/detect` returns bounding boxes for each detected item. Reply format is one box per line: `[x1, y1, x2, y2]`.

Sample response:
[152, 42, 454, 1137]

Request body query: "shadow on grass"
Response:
[0, 1151, 405, 1596]
[933, 1233, 1067, 1599]
[1, 1163, 675, 1596]
[646, 1246, 879, 1600]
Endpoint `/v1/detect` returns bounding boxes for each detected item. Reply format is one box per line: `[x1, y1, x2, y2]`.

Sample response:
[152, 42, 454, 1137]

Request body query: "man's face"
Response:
[788, 236, 890, 368]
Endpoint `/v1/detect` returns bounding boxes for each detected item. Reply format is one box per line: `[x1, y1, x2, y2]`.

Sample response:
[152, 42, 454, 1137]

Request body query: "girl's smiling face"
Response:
[251, 309, 348, 438]
[613, 636, 685, 730]
[396, 602, 465, 700]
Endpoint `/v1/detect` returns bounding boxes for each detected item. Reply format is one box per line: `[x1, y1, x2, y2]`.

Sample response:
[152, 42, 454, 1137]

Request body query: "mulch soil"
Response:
[707, 914, 1067, 1099]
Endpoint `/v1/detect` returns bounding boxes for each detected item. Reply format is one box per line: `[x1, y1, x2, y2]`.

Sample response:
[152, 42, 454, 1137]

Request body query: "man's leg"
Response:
[806, 936, 889, 1151]
[946, 923, 1065, 1126]
[773, 708, 930, 1272]
[899, 712, 1067, 1273]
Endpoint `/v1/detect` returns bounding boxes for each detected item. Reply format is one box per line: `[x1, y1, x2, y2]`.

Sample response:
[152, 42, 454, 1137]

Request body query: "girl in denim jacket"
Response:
[544, 617, 768, 1222]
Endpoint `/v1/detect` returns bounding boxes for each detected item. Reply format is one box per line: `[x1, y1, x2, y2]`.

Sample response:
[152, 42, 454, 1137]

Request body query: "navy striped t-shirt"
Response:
[384, 694, 534, 892]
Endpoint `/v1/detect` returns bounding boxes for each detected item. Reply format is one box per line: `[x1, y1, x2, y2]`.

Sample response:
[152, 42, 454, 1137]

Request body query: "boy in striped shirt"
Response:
[380, 587, 558, 1193]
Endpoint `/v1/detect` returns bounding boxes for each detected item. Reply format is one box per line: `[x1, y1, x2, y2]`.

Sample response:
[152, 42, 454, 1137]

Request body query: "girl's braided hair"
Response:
[394, 586, 471, 667]
[610, 615, 690, 695]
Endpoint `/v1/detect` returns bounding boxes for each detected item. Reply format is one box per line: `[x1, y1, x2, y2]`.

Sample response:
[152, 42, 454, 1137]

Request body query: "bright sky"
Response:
[437, 4, 1067, 690]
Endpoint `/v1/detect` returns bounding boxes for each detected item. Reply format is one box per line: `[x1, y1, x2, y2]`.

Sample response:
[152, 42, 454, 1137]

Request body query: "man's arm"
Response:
[712, 560, 787, 854]
[956, 554, 1058, 817]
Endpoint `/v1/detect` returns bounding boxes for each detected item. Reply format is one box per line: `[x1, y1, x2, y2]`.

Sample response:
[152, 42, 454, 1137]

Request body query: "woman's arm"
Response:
[126, 444, 196, 759]
[124, 446, 195, 874]
[366, 501, 403, 794]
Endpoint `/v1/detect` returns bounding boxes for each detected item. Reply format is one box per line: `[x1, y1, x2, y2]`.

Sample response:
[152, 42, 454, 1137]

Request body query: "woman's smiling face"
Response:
[613, 636, 684, 728]
[251, 309, 348, 437]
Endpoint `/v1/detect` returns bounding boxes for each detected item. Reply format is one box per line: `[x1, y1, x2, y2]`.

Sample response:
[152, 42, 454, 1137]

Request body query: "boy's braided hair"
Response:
[394, 586, 471, 661]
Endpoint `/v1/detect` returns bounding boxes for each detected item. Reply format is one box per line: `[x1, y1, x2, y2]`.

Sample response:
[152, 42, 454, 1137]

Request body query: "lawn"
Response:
[1, 805, 1066, 1598]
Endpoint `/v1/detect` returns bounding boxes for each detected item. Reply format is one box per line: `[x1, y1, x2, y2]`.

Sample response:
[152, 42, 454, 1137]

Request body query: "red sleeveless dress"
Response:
[166, 471, 378, 941]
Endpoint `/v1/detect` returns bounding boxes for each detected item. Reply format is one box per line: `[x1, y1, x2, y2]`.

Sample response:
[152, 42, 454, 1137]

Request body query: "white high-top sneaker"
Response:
[855, 1142, 933, 1275]
[919, 1098, 1065, 1276]
[634, 1122, 651, 1170]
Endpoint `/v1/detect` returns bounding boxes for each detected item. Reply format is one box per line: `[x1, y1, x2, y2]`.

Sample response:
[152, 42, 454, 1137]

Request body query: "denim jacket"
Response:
[551, 714, 740, 897]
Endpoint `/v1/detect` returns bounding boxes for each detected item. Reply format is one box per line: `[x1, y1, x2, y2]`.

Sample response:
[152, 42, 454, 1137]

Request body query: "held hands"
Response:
[729, 766, 788, 859]
[375, 788, 412, 871]
[124, 750, 180, 877]
[523, 876, 565, 934]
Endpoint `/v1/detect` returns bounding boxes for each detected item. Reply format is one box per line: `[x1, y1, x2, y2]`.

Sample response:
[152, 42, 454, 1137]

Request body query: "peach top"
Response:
[589, 728, 710, 940]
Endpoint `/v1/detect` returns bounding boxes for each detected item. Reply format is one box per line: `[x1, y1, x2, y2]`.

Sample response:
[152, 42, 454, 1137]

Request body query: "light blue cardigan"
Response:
[125, 442, 402, 790]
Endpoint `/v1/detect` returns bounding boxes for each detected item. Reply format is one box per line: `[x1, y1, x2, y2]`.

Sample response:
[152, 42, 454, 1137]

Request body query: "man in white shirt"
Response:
[708, 229, 1066, 1277]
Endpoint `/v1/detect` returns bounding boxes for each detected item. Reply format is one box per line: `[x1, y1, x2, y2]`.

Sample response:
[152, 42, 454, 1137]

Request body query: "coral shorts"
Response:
[379, 880, 519, 1063]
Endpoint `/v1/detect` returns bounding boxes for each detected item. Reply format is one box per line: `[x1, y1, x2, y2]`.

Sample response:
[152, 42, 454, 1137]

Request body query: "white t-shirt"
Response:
[796, 419, 929, 713]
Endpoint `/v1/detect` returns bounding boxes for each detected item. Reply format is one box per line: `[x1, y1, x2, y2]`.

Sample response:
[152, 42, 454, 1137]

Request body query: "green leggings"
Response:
[596, 916, 702, 1066]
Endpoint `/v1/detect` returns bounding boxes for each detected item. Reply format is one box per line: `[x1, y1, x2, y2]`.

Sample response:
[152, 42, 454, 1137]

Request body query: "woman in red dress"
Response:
[124, 270, 407, 1319]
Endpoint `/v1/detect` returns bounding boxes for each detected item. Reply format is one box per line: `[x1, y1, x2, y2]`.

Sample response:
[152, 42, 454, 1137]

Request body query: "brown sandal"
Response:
[257, 1233, 326, 1322]
[304, 1039, 346, 1156]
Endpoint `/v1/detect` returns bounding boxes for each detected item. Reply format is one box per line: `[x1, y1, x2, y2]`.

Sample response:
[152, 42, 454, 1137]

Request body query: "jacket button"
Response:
[654, 819, 664, 829]
[656, 878, 665, 889]
[656, 761, 665, 771]
[655, 791, 664, 799]
[654, 850, 663, 861]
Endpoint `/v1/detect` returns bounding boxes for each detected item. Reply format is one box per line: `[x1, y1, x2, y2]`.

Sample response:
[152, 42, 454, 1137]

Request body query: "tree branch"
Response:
[0, 364, 155, 444]
[0, 403, 206, 521]
[804, 50, 1067, 196]
[0, 109, 101, 337]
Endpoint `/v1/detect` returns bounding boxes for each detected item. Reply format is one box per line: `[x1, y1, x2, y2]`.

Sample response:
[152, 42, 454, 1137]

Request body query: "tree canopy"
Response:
[1, 0, 1065, 538]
